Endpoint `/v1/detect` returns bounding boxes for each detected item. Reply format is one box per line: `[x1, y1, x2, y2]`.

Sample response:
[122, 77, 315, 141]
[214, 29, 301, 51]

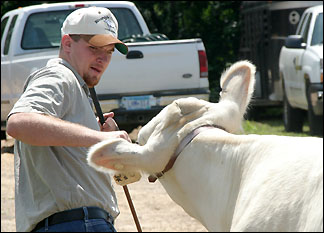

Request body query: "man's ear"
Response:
[61, 34, 72, 53]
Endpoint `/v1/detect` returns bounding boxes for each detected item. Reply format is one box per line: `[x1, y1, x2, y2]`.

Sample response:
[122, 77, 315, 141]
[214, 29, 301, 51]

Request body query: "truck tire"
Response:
[306, 89, 323, 136]
[307, 109, 323, 136]
[283, 90, 304, 132]
[305, 79, 323, 136]
[119, 124, 139, 134]
[1, 130, 6, 140]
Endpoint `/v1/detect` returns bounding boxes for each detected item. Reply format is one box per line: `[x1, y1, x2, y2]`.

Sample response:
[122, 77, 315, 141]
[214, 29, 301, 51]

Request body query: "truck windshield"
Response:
[21, 8, 143, 50]
[311, 12, 323, 46]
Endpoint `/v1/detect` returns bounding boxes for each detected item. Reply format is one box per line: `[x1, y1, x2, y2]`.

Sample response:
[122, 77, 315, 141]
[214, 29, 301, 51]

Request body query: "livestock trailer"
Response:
[238, 1, 323, 107]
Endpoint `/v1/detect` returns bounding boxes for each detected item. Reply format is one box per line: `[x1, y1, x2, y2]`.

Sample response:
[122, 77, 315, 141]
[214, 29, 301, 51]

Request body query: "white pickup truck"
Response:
[1, 1, 209, 138]
[279, 5, 323, 136]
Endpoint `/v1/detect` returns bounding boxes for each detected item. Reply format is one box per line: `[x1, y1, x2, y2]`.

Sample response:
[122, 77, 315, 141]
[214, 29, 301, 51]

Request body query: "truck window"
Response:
[296, 13, 307, 35]
[3, 14, 18, 55]
[311, 13, 323, 46]
[110, 8, 143, 40]
[301, 13, 312, 44]
[21, 8, 143, 50]
[21, 10, 73, 49]
[1, 16, 9, 41]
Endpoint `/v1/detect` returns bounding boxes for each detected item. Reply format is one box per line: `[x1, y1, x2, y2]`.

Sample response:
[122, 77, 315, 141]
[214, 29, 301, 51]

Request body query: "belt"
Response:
[32, 206, 113, 232]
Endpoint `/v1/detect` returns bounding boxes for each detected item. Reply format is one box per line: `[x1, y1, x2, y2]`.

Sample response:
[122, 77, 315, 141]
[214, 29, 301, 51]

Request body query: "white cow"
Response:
[88, 61, 323, 232]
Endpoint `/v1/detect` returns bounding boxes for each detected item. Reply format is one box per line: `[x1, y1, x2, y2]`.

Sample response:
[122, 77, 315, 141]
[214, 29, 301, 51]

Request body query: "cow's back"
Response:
[231, 135, 323, 232]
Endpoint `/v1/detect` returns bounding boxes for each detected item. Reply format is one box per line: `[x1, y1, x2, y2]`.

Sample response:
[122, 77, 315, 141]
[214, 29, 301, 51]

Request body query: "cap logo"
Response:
[95, 16, 117, 36]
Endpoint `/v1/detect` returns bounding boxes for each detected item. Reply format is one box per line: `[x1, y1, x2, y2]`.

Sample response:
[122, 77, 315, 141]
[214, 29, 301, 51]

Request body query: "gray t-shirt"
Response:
[8, 58, 119, 232]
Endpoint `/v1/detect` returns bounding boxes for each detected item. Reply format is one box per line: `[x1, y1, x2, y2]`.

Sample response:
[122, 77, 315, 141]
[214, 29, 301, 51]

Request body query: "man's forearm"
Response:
[7, 112, 107, 147]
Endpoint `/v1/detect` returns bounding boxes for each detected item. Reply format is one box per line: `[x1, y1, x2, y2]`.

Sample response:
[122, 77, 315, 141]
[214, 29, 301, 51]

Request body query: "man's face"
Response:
[63, 35, 115, 87]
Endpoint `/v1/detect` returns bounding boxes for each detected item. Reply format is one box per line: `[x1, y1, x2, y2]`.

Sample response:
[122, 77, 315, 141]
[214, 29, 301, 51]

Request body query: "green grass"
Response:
[240, 106, 323, 137]
[242, 119, 312, 137]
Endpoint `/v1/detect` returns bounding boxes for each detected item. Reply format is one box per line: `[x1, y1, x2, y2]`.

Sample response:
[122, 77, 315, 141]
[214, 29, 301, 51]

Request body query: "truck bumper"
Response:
[96, 89, 210, 126]
[113, 107, 164, 125]
[308, 83, 323, 115]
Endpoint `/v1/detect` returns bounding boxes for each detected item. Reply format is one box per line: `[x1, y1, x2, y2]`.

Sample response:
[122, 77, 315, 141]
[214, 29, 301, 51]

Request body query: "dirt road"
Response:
[1, 136, 207, 232]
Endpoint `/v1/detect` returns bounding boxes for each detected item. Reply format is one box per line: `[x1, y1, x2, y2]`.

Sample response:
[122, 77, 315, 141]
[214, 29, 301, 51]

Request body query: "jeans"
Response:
[34, 207, 117, 232]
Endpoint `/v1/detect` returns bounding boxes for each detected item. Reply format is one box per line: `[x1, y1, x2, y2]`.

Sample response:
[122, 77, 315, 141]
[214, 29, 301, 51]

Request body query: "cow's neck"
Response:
[158, 128, 259, 231]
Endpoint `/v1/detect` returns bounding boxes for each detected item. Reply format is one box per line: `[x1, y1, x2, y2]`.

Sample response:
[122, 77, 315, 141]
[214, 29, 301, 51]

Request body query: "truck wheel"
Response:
[1, 130, 7, 140]
[307, 109, 323, 136]
[119, 124, 138, 134]
[305, 80, 323, 136]
[283, 91, 304, 132]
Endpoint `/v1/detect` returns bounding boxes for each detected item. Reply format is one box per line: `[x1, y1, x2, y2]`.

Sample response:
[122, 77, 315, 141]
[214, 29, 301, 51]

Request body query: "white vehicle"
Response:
[279, 5, 323, 136]
[1, 1, 209, 138]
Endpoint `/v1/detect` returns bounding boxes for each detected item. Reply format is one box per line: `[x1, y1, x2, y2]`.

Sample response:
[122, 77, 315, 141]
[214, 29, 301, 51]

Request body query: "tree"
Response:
[134, 1, 242, 102]
[1, 1, 50, 16]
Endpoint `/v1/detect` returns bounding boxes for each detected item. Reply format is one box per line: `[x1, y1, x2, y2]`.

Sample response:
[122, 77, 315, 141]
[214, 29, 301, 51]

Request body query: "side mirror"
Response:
[285, 35, 306, 49]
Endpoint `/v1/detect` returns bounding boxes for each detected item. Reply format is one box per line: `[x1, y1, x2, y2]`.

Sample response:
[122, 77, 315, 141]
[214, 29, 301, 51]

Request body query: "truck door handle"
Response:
[293, 57, 302, 70]
[126, 50, 144, 59]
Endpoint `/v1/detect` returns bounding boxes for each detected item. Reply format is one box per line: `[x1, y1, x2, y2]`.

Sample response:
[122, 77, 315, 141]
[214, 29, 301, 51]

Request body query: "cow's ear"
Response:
[88, 138, 174, 175]
[138, 99, 182, 146]
[219, 61, 256, 117]
[174, 97, 206, 116]
[87, 138, 145, 173]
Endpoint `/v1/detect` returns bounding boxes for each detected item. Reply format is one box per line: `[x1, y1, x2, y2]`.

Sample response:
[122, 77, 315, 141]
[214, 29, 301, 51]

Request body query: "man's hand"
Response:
[98, 112, 132, 142]
[98, 112, 118, 131]
[103, 130, 132, 142]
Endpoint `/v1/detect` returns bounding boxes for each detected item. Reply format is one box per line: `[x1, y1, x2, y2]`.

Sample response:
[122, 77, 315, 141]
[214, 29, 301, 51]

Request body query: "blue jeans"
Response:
[34, 207, 117, 232]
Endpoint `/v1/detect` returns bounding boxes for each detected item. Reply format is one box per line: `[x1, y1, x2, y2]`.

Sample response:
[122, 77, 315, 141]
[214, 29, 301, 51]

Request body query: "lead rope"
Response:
[90, 88, 142, 232]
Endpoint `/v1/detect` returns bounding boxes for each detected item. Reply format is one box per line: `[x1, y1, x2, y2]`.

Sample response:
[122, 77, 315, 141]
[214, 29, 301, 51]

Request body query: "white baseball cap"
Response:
[61, 7, 128, 55]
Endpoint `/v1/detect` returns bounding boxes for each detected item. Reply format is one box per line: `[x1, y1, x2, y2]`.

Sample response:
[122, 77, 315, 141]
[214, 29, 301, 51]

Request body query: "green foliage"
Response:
[1, 1, 49, 16]
[134, 1, 242, 102]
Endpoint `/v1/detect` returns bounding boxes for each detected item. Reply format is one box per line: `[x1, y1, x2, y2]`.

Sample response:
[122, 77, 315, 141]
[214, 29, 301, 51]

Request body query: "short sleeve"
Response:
[8, 66, 76, 119]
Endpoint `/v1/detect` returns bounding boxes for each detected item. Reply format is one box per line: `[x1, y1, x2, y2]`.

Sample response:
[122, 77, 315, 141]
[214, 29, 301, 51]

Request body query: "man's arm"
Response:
[7, 112, 130, 147]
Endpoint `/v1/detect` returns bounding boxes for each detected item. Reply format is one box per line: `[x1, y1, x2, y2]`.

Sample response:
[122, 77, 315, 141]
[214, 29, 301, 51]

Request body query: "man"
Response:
[7, 7, 130, 232]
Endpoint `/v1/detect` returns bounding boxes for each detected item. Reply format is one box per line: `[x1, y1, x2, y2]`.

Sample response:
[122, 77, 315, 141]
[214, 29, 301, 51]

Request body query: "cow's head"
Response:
[88, 61, 255, 175]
